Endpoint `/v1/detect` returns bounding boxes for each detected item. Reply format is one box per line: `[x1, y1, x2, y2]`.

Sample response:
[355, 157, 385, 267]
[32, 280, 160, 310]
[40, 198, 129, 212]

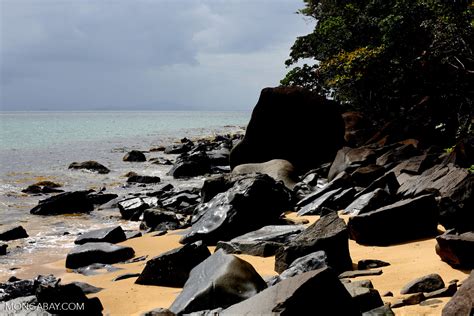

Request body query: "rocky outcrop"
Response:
[275, 211, 352, 274]
[442, 271, 474, 316]
[328, 146, 377, 181]
[135, 241, 210, 287]
[180, 174, 292, 245]
[348, 194, 439, 245]
[74, 226, 127, 245]
[65, 242, 135, 269]
[232, 159, 298, 189]
[30, 191, 94, 215]
[123, 150, 146, 162]
[0, 226, 28, 241]
[169, 250, 266, 314]
[68, 161, 110, 174]
[221, 268, 359, 315]
[436, 230, 474, 269]
[230, 87, 345, 173]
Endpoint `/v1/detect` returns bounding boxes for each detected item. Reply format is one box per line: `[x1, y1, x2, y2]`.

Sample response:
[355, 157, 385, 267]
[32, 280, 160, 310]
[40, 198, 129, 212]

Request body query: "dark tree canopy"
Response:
[282, 0, 474, 142]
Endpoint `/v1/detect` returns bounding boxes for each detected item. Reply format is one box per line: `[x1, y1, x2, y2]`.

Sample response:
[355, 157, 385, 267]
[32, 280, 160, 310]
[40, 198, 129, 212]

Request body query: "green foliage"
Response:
[282, 0, 474, 139]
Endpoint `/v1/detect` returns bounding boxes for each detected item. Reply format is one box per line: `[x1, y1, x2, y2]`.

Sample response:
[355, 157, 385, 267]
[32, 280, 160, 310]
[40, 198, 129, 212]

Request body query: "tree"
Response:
[282, 0, 474, 143]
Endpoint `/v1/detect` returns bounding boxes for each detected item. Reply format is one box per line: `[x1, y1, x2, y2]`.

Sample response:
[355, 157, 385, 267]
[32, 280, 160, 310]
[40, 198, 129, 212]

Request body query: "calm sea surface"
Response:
[0, 111, 249, 279]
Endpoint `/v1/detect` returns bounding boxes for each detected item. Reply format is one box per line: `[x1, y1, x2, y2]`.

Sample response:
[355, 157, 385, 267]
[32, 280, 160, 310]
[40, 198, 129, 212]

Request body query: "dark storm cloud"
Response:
[0, 0, 312, 110]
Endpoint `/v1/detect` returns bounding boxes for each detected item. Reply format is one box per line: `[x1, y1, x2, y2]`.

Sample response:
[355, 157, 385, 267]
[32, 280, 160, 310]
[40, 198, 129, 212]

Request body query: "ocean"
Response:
[0, 111, 250, 278]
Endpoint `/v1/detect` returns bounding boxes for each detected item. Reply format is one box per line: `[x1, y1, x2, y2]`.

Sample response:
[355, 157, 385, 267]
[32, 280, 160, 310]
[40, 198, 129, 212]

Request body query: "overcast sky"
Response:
[0, 0, 312, 111]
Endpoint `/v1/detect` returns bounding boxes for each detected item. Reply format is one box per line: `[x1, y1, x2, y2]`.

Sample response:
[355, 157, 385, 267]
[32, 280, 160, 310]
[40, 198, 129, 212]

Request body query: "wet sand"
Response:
[3, 212, 464, 315]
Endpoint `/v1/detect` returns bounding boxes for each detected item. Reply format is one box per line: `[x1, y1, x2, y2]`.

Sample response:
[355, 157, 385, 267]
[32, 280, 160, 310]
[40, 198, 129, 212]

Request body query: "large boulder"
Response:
[274, 211, 352, 274]
[74, 226, 127, 245]
[216, 225, 305, 257]
[68, 160, 110, 174]
[136, 241, 211, 287]
[30, 191, 94, 215]
[230, 87, 345, 173]
[348, 194, 439, 245]
[123, 150, 146, 162]
[167, 151, 211, 178]
[221, 267, 359, 315]
[232, 159, 298, 190]
[180, 174, 292, 245]
[435, 230, 474, 269]
[65, 242, 135, 269]
[0, 226, 28, 241]
[442, 271, 474, 316]
[117, 196, 158, 221]
[169, 250, 267, 314]
[400, 274, 445, 294]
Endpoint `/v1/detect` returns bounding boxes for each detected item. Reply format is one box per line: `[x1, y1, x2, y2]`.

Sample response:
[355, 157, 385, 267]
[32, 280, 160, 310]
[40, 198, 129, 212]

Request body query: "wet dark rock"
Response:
[142, 307, 176, 316]
[0, 244, 6, 255]
[232, 159, 298, 190]
[181, 174, 292, 245]
[357, 259, 391, 270]
[145, 183, 175, 198]
[141, 209, 183, 231]
[118, 197, 157, 221]
[22, 181, 63, 194]
[30, 190, 94, 215]
[425, 281, 457, 299]
[229, 87, 345, 173]
[354, 171, 400, 198]
[169, 250, 267, 314]
[274, 211, 352, 274]
[339, 269, 383, 279]
[344, 282, 384, 313]
[67, 282, 103, 294]
[351, 164, 386, 187]
[328, 146, 377, 181]
[392, 293, 426, 308]
[123, 150, 146, 162]
[362, 305, 395, 316]
[343, 189, 391, 216]
[348, 194, 438, 245]
[376, 143, 420, 168]
[206, 148, 230, 166]
[124, 255, 148, 264]
[383, 291, 394, 297]
[442, 271, 474, 316]
[268, 251, 327, 286]
[435, 230, 474, 269]
[127, 175, 161, 184]
[150, 157, 173, 165]
[329, 187, 358, 210]
[74, 226, 126, 245]
[36, 281, 103, 315]
[222, 267, 359, 316]
[0, 225, 28, 241]
[200, 174, 248, 203]
[160, 192, 200, 213]
[68, 160, 110, 174]
[164, 143, 192, 155]
[136, 241, 211, 287]
[297, 188, 343, 216]
[216, 225, 304, 257]
[0, 275, 58, 302]
[125, 231, 142, 240]
[400, 274, 445, 294]
[113, 273, 140, 281]
[86, 192, 118, 205]
[167, 151, 211, 178]
[65, 242, 135, 269]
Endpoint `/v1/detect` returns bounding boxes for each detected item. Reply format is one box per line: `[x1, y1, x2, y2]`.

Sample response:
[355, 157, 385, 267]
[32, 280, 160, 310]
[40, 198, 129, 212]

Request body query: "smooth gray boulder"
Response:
[169, 250, 266, 314]
[74, 226, 126, 245]
[400, 274, 445, 294]
[65, 242, 135, 269]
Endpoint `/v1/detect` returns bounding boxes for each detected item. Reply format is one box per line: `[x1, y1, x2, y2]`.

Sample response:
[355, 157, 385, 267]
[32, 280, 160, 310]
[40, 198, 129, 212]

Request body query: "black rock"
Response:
[22, 181, 64, 194]
[268, 251, 328, 286]
[353, 171, 400, 198]
[65, 242, 135, 269]
[328, 146, 377, 181]
[169, 250, 267, 314]
[149, 157, 173, 165]
[136, 241, 211, 287]
[181, 174, 292, 245]
[0, 244, 6, 255]
[142, 307, 176, 316]
[351, 164, 386, 187]
[216, 225, 304, 257]
[342, 188, 391, 216]
[0, 274, 58, 302]
[362, 305, 395, 316]
[74, 226, 126, 245]
[357, 259, 390, 270]
[125, 231, 142, 240]
[274, 211, 352, 274]
[339, 270, 383, 279]
[113, 273, 140, 281]
[86, 192, 118, 205]
[200, 174, 246, 203]
[0, 225, 28, 241]
[344, 282, 384, 313]
[400, 274, 445, 294]
[424, 281, 457, 299]
[207, 148, 230, 166]
[297, 188, 343, 216]
[348, 194, 439, 245]
[436, 230, 474, 269]
[221, 268, 359, 315]
[229, 87, 345, 173]
[160, 192, 200, 213]
[142, 209, 183, 231]
[66, 282, 103, 294]
[68, 160, 110, 174]
[118, 197, 157, 221]
[123, 150, 146, 162]
[442, 271, 473, 315]
[36, 281, 103, 315]
[127, 175, 161, 184]
[164, 143, 192, 155]
[376, 143, 420, 168]
[167, 151, 211, 178]
[30, 191, 94, 215]
[392, 292, 426, 308]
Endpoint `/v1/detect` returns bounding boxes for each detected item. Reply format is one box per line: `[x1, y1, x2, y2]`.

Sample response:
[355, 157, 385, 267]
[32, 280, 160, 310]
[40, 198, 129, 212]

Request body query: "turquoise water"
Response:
[0, 111, 250, 151]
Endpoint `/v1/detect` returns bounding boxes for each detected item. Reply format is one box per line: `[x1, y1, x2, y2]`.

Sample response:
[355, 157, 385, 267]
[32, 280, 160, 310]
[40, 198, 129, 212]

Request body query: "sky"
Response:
[0, 0, 313, 111]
